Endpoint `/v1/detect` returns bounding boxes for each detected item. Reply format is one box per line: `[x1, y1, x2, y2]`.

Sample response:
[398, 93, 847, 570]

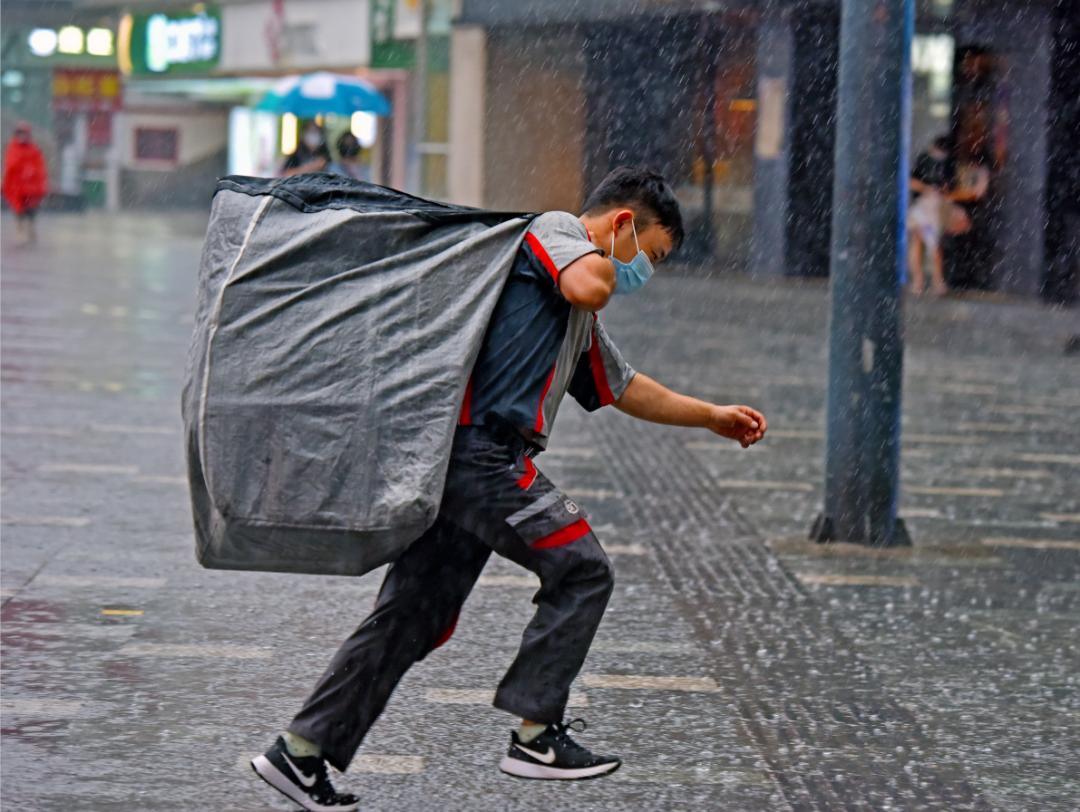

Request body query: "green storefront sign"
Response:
[120, 6, 221, 76]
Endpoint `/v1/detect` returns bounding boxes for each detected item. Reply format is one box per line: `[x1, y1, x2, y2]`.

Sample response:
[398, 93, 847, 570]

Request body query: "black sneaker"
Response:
[251, 736, 360, 811]
[499, 719, 621, 780]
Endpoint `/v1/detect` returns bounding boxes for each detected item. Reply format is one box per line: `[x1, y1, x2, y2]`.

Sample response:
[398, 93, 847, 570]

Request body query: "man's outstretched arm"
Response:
[614, 372, 767, 448]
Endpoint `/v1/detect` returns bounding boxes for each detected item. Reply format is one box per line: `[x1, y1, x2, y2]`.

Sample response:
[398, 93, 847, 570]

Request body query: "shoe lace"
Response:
[554, 718, 590, 752]
[560, 718, 588, 734]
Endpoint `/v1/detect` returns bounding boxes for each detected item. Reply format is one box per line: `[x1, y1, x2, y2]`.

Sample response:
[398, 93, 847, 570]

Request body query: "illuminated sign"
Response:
[119, 7, 221, 76]
[52, 68, 123, 112]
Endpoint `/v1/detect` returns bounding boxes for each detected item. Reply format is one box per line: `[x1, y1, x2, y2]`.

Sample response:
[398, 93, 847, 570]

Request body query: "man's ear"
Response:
[612, 209, 635, 234]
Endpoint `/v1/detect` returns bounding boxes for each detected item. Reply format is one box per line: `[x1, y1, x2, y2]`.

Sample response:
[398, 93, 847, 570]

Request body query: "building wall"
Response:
[220, 0, 371, 73]
[482, 27, 586, 213]
[115, 105, 228, 208]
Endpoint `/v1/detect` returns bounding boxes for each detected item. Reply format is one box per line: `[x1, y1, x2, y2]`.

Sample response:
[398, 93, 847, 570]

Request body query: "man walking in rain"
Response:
[251, 167, 767, 810]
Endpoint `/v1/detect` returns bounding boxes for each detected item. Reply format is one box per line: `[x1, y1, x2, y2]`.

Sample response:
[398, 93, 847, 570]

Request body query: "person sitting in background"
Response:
[3, 122, 48, 246]
[942, 146, 993, 289]
[326, 132, 372, 183]
[907, 135, 951, 297]
[281, 122, 331, 177]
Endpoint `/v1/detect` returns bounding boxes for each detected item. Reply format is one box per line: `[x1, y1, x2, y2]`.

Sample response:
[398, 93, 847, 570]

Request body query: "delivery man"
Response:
[251, 167, 767, 810]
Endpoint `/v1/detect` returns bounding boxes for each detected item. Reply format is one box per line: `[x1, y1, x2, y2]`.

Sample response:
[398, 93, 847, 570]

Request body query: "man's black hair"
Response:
[582, 166, 685, 250]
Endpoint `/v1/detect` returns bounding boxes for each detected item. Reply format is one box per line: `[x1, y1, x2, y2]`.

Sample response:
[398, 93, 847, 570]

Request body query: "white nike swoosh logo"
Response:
[282, 752, 318, 788]
[515, 743, 557, 764]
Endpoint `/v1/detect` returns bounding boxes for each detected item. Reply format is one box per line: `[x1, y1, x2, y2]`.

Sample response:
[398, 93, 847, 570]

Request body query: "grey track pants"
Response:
[288, 426, 614, 772]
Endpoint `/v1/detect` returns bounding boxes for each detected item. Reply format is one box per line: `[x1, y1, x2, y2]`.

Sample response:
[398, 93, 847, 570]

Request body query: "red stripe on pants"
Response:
[516, 457, 537, 490]
[433, 613, 459, 649]
[531, 518, 591, 550]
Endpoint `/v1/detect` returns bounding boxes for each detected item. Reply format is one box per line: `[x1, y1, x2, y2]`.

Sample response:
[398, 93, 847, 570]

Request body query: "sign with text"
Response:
[120, 7, 221, 76]
[52, 68, 123, 112]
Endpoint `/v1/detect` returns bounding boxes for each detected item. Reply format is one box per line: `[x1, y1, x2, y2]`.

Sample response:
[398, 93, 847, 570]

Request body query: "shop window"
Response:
[134, 127, 178, 162]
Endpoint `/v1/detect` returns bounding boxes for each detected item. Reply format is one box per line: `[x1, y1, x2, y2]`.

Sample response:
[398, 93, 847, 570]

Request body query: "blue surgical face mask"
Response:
[611, 219, 654, 295]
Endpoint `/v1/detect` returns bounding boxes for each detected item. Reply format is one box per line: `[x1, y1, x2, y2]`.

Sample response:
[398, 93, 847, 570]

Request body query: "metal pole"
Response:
[811, 0, 913, 547]
[407, 0, 431, 195]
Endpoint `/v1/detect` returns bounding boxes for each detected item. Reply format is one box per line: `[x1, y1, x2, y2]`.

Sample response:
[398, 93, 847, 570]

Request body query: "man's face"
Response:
[609, 209, 674, 267]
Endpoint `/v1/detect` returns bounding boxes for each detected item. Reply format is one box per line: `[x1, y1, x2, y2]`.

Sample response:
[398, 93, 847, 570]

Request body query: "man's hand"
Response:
[708, 405, 767, 448]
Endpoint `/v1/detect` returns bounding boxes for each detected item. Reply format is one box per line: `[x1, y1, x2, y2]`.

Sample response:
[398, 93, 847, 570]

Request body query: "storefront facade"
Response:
[1, 7, 125, 210]
[450, 0, 1078, 302]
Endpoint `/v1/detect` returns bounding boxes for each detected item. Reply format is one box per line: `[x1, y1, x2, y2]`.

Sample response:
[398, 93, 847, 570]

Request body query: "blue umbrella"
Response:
[255, 72, 391, 117]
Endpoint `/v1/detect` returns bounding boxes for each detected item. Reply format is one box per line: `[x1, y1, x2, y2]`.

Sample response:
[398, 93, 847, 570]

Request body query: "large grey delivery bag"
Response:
[182, 174, 532, 576]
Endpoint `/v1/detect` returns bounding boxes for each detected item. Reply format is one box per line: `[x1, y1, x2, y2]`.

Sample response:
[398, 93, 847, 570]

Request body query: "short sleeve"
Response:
[520, 211, 601, 291]
[568, 318, 636, 412]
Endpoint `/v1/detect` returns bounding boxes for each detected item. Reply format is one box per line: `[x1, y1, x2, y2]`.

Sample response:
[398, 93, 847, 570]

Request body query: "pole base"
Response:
[809, 514, 913, 547]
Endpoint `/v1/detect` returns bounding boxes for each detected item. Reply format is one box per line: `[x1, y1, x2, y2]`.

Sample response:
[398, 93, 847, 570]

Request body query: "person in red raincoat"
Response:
[3, 122, 49, 245]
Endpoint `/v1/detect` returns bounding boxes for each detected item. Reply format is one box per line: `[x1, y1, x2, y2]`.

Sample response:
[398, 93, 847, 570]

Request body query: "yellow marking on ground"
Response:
[101, 609, 144, 617]
[582, 674, 720, 692]
[349, 755, 426, 775]
[1042, 513, 1080, 523]
[981, 538, 1080, 551]
[1016, 453, 1080, 465]
[118, 643, 271, 659]
[796, 573, 920, 588]
[604, 543, 648, 556]
[906, 485, 1004, 497]
[569, 488, 621, 499]
[900, 507, 943, 518]
[714, 479, 814, 492]
[37, 575, 165, 589]
[1, 515, 91, 527]
[425, 688, 588, 706]
[902, 448, 936, 458]
[959, 467, 1054, 480]
[477, 575, 538, 588]
[2, 698, 85, 717]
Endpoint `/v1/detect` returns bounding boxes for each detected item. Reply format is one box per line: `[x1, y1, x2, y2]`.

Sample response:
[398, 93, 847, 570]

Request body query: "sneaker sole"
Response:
[250, 755, 359, 812]
[498, 755, 621, 781]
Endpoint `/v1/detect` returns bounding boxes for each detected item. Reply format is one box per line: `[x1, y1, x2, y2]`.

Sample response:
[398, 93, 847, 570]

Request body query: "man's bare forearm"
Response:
[614, 372, 768, 448]
[614, 373, 715, 427]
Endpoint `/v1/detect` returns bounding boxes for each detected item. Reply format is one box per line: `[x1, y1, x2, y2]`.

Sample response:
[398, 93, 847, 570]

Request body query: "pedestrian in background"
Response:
[907, 135, 951, 296]
[326, 132, 372, 183]
[3, 122, 48, 246]
[281, 121, 331, 177]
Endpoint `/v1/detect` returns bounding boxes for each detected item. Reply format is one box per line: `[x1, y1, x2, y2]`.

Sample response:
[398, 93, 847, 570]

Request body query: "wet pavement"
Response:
[2, 210, 1078, 810]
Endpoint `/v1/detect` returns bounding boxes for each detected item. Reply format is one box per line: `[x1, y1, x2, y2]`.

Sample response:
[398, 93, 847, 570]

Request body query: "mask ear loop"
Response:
[610, 215, 639, 259]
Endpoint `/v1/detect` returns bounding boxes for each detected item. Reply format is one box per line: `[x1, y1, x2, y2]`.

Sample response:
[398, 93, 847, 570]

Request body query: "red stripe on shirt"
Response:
[458, 377, 473, 425]
[534, 364, 556, 432]
[531, 519, 592, 550]
[524, 232, 560, 283]
[588, 326, 616, 406]
[516, 456, 537, 490]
